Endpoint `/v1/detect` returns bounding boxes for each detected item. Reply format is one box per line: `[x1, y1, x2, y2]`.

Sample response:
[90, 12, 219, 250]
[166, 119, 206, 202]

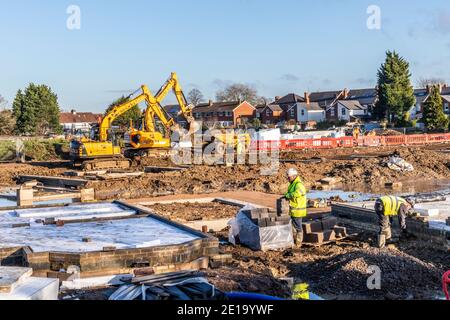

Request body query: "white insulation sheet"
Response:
[0, 203, 199, 252]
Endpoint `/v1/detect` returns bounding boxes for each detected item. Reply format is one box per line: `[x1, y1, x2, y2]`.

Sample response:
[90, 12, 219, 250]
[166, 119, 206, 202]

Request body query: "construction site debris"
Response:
[385, 155, 414, 172]
[110, 270, 224, 300]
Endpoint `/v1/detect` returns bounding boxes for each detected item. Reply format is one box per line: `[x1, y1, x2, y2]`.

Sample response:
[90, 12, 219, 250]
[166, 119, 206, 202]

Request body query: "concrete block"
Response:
[209, 254, 233, 269]
[385, 182, 402, 189]
[17, 188, 33, 207]
[0, 267, 33, 293]
[80, 188, 95, 202]
[0, 277, 59, 300]
[321, 217, 337, 231]
[243, 209, 267, 220]
[277, 198, 290, 215]
[304, 230, 335, 244]
[302, 221, 323, 234]
[333, 226, 348, 238]
[415, 208, 439, 217]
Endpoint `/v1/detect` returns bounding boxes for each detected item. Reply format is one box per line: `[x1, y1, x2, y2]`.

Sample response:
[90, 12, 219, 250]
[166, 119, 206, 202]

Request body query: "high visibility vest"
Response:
[285, 177, 307, 218]
[380, 196, 407, 216]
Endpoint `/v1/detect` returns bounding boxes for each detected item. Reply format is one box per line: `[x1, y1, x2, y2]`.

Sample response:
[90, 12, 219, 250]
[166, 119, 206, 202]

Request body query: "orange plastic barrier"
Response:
[253, 133, 450, 151]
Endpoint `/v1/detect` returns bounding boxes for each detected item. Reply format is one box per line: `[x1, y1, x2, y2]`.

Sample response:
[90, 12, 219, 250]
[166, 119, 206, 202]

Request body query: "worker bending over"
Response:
[374, 196, 415, 248]
[284, 168, 307, 247]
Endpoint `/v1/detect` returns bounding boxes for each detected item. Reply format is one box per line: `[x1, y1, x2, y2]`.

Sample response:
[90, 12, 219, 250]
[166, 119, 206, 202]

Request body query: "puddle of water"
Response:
[310, 179, 450, 202]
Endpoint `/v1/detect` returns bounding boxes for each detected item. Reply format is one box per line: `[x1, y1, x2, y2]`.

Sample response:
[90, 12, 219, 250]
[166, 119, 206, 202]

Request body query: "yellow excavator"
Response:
[69, 85, 156, 170]
[70, 72, 252, 170]
[125, 72, 251, 158]
[124, 72, 197, 158]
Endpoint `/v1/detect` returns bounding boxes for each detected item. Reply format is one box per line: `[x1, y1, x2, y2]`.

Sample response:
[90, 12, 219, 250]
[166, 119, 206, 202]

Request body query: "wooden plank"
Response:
[144, 166, 189, 173]
[33, 192, 81, 202]
[18, 175, 88, 188]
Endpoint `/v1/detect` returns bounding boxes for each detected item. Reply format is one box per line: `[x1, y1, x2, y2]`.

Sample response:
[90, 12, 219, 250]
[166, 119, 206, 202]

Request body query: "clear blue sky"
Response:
[1, 0, 450, 112]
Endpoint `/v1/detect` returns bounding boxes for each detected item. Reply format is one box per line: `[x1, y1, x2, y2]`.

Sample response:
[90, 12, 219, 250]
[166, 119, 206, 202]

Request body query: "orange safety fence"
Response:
[252, 133, 450, 151]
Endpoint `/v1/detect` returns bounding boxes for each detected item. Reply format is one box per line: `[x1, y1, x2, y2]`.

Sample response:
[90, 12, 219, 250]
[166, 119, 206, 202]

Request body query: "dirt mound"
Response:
[211, 232, 448, 300]
[294, 246, 442, 299]
[146, 202, 240, 221]
[0, 162, 69, 187]
[207, 267, 291, 298]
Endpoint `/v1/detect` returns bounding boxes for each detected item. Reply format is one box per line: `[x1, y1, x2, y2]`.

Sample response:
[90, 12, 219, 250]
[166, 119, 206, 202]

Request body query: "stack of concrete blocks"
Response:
[242, 204, 291, 228]
[302, 217, 347, 245]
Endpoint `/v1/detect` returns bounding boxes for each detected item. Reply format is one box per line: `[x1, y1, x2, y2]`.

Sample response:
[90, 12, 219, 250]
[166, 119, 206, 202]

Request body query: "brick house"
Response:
[60, 110, 102, 134]
[192, 100, 256, 128]
[259, 104, 284, 124]
[273, 93, 306, 122]
[327, 100, 369, 122]
[411, 84, 450, 119]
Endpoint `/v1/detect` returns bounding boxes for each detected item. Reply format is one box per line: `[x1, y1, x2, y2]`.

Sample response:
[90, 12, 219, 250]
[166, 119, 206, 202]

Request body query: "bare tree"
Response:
[417, 77, 447, 88]
[216, 83, 260, 105]
[187, 88, 204, 106]
[0, 109, 16, 135]
[0, 94, 7, 109]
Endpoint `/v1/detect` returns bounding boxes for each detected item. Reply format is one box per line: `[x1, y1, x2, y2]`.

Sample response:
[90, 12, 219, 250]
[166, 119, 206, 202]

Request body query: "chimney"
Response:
[71, 109, 77, 115]
[426, 85, 431, 94]
[304, 92, 310, 105]
[275, 96, 281, 102]
[209, 100, 213, 107]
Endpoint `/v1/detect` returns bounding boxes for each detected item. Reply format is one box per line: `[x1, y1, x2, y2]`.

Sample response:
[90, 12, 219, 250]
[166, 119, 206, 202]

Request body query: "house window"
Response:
[445, 103, 449, 112]
[226, 111, 233, 117]
[266, 110, 271, 116]
[301, 110, 305, 116]
[342, 108, 346, 116]
[331, 109, 335, 117]
[290, 109, 295, 117]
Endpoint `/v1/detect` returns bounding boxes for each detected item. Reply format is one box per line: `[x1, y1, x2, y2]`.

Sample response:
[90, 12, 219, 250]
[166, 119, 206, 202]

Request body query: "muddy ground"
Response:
[2, 144, 450, 199]
[146, 202, 241, 221]
[207, 228, 449, 300]
[61, 228, 449, 300]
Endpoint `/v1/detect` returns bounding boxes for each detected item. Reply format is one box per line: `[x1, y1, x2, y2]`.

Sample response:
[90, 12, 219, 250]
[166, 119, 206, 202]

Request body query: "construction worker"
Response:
[374, 196, 415, 248]
[284, 168, 307, 247]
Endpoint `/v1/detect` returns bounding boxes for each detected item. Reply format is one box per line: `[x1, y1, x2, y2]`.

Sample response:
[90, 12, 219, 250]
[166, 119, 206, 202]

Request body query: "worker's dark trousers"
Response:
[291, 217, 303, 244]
[375, 209, 407, 236]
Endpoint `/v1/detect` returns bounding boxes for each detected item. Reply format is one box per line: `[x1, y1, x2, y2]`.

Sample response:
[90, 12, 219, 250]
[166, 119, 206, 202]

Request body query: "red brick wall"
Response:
[234, 102, 256, 127]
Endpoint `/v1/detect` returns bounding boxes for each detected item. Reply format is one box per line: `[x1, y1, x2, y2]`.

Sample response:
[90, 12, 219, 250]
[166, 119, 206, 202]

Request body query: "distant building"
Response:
[410, 84, 450, 120]
[192, 100, 256, 128]
[328, 100, 369, 122]
[273, 93, 306, 122]
[60, 110, 102, 134]
[259, 104, 284, 125]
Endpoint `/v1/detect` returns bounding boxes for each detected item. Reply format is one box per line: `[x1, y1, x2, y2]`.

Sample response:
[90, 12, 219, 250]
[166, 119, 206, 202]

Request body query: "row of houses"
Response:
[181, 84, 450, 128]
[59, 84, 450, 132]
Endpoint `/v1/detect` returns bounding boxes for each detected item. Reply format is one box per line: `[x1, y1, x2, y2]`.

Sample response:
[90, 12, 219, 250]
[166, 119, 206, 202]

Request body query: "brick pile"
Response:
[302, 217, 348, 245]
[242, 199, 292, 228]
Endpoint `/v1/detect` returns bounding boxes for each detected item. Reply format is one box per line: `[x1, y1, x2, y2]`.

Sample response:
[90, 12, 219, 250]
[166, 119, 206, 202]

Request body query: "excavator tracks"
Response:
[79, 158, 132, 171]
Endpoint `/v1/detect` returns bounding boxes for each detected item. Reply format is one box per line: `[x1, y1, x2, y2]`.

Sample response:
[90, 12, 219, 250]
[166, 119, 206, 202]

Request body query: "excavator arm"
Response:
[99, 86, 148, 142]
[143, 72, 195, 133]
